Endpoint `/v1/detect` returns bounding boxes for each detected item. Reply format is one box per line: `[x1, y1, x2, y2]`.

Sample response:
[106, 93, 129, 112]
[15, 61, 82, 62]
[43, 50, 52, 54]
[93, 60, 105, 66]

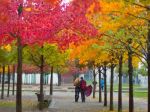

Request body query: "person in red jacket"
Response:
[80, 77, 86, 102]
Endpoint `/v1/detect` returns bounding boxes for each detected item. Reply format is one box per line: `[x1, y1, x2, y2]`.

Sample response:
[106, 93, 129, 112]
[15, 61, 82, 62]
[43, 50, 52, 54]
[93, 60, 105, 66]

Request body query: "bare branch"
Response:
[127, 13, 149, 21]
[124, 0, 150, 10]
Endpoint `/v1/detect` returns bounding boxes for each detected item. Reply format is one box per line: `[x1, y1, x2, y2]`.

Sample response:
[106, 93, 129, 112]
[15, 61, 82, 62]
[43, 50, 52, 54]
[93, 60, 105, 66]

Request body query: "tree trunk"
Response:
[50, 66, 53, 95]
[0, 71, 1, 84]
[12, 65, 15, 95]
[16, 37, 23, 112]
[39, 54, 44, 110]
[45, 74, 47, 85]
[110, 64, 114, 111]
[43, 74, 45, 85]
[93, 68, 97, 98]
[118, 55, 123, 112]
[1, 65, 5, 99]
[98, 67, 102, 102]
[128, 46, 134, 112]
[46, 74, 47, 85]
[147, 20, 150, 112]
[7, 65, 10, 97]
[103, 65, 107, 106]
[58, 72, 61, 86]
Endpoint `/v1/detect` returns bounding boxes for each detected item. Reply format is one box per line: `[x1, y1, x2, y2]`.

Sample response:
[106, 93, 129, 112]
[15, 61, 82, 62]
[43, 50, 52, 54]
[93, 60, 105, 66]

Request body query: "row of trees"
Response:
[0, 45, 16, 98]
[0, 0, 99, 112]
[70, 0, 150, 112]
[0, 0, 150, 112]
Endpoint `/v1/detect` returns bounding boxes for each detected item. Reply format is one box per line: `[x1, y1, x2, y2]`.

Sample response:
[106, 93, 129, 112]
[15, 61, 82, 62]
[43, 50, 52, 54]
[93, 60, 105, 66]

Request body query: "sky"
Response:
[61, 0, 72, 5]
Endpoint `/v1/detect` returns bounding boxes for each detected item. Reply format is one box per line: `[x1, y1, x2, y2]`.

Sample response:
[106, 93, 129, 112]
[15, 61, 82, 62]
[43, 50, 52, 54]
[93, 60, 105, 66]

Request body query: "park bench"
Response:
[35, 92, 52, 105]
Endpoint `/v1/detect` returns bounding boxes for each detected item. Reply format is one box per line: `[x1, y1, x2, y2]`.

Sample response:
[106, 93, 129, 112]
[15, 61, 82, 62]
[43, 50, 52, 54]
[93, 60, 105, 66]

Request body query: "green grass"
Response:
[86, 80, 93, 85]
[125, 91, 148, 98]
[114, 84, 141, 88]
[113, 84, 146, 91]
[134, 92, 148, 98]
[0, 101, 15, 107]
[0, 100, 38, 109]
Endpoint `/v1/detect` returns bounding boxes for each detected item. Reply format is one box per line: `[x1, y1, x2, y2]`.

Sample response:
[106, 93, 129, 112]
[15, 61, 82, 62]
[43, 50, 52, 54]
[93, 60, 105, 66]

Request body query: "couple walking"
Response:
[74, 77, 86, 102]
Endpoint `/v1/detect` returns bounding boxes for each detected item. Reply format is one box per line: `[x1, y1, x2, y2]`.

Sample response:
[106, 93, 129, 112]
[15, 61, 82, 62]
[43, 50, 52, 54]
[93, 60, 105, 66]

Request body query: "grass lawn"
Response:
[86, 80, 93, 85]
[0, 100, 38, 109]
[0, 101, 15, 107]
[134, 92, 148, 98]
[125, 91, 147, 98]
[113, 84, 147, 91]
[114, 84, 141, 89]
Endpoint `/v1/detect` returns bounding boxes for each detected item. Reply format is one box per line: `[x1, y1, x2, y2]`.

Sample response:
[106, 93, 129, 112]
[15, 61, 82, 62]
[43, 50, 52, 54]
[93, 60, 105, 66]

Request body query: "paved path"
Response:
[48, 92, 106, 112]
[0, 85, 148, 112]
[48, 91, 147, 112]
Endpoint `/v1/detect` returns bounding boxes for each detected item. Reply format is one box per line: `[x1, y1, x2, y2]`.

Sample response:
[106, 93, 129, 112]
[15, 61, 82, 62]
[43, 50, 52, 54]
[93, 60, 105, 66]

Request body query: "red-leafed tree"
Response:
[0, 1, 61, 111]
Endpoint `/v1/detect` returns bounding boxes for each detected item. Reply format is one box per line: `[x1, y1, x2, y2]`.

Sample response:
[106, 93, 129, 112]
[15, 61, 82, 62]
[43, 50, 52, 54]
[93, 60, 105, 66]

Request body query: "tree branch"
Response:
[124, 0, 150, 10]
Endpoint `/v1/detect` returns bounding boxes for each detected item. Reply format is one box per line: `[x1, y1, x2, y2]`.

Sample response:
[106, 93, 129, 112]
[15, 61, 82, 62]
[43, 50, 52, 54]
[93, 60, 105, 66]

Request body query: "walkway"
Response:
[0, 84, 148, 112]
[48, 91, 147, 112]
[49, 92, 106, 112]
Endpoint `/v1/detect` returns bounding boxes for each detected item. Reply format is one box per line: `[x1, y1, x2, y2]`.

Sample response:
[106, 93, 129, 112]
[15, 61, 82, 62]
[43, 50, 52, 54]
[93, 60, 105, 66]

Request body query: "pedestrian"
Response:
[74, 78, 80, 102]
[80, 77, 86, 102]
[101, 78, 104, 91]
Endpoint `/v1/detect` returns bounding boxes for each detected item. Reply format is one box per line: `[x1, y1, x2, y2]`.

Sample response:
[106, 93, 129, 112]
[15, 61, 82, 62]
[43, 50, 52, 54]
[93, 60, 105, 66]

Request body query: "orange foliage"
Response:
[44, 0, 60, 5]
[70, 38, 104, 65]
[87, 0, 146, 33]
[0, 13, 8, 23]
[0, 0, 10, 23]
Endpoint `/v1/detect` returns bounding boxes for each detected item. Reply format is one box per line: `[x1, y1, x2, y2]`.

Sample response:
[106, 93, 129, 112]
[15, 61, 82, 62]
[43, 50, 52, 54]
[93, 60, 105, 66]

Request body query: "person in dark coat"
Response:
[80, 77, 86, 102]
[74, 78, 80, 102]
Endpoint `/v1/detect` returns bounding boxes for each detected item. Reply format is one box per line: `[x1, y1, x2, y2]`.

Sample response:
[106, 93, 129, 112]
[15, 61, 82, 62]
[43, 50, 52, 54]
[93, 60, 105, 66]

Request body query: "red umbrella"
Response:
[85, 85, 92, 97]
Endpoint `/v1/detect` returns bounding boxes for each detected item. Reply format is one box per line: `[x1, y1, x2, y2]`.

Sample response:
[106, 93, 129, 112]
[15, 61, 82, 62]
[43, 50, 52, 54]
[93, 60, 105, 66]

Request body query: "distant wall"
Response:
[9, 73, 59, 85]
